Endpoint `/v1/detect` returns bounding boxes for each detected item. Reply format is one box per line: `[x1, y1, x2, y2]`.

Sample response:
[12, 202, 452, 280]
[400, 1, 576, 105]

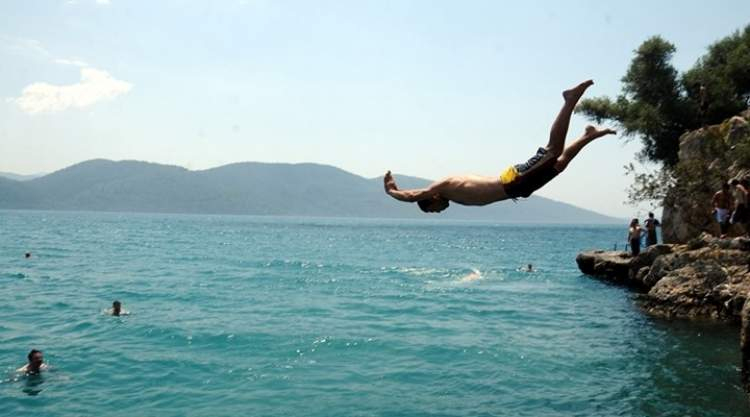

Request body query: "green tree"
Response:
[576, 37, 695, 166]
[577, 25, 750, 169]
[683, 25, 750, 126]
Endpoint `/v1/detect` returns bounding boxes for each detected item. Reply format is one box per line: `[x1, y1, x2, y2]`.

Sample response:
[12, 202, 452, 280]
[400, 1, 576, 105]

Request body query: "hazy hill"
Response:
[0, 159, 621, 223]
[0, 171, 46, 181]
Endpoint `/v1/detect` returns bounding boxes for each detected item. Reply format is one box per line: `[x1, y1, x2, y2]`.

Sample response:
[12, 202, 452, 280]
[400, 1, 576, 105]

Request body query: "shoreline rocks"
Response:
[577, 233, 750, 321]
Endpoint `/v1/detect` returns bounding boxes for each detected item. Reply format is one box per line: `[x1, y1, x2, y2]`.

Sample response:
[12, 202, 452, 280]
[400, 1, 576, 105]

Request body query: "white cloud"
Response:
[0, 35, 51, 58]
[2, 36, 89, 68]
[55, 58, 89, 67]
[65, 0, 111, 5]
[13, 67, 132, 114]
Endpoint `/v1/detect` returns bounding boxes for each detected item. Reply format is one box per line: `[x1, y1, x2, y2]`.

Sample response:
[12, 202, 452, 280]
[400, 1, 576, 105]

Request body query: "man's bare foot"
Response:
[384, 171, 398, 194]
[585, 125, 616, 138]
[563, 80, 594, 102]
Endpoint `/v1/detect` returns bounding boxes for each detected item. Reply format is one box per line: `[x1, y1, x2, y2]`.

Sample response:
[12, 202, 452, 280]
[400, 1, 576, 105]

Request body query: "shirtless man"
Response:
[384, 80, 615, 213]
[644, 212, 661, 246]
[713, 182, 734, 238]
[730, 179, 748, 232]
[17, 349, 48, 375]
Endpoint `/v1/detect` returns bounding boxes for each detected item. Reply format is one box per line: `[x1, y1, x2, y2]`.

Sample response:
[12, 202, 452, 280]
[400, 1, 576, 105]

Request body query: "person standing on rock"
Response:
[730, 179, 748, 235]
[644, 212, 660, 246]
[712, 182, 734, 239]
[628, 218, 642, 256]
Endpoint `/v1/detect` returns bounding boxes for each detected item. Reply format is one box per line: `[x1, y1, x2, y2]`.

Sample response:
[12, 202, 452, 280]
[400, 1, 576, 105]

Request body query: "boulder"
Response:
[742, 299, 750, 391]
[727, 115, 749, 147]
[640, 252, 750, 320]
[576, 250, 635, 287]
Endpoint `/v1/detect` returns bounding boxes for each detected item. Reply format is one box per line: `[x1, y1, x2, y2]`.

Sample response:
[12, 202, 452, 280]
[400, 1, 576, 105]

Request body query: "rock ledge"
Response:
[577, 233, 750, 320]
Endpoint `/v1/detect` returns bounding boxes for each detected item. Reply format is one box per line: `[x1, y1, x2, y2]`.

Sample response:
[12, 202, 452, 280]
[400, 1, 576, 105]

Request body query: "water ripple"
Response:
[0, 211, 745, 417]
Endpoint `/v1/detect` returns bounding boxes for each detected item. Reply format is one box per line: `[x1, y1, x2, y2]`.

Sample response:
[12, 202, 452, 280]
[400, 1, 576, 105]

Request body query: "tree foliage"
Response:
[623, 162, 674, 207]
[684, 25, 750, 125]
[577, 25, 750, 168]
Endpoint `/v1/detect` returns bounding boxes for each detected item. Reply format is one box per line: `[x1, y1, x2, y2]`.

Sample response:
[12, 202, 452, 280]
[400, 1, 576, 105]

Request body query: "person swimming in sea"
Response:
[109, 300, 130, 316]
[458, 268, 482, 282]
[17, 349, 47, 375]
[384, 80, 615, 213]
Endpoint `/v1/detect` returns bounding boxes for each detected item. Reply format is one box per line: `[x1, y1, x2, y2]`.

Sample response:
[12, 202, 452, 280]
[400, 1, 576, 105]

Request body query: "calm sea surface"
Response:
[0, 210, 747, 417]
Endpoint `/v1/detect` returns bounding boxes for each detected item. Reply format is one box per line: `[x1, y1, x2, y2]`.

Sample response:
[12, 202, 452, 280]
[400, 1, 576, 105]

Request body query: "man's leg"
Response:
[554, 126, 616, 172]
[720, 218, 730, 238]
[546, 80, 594, 156]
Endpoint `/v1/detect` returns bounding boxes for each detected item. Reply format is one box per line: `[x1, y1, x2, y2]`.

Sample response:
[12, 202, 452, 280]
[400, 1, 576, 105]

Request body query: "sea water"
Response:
[0, 210, 747, 417]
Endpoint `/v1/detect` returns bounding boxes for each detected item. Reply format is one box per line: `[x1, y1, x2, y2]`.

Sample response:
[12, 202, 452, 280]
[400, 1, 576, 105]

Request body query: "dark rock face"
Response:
[577, 233, 750, 321]
[742, 301, 750, 391]
[576, 250, 634, 286]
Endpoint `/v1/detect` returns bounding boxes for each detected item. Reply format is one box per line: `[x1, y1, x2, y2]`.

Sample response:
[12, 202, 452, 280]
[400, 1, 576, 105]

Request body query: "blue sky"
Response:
[1, 0, 748, 217]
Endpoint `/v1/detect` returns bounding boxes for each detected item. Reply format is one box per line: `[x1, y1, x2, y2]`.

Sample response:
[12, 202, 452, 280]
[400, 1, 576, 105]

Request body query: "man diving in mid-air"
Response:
[384, 80, 615, 213]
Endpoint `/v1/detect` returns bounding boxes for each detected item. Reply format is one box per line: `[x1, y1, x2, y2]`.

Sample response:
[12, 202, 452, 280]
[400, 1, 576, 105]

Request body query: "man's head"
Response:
[27, 349, 43, 371]
[648, 212, 654, 219]
[730, 179, 740, 186]
[417, 196, 450, 213]
[112, 300, 121, 316]
[630, 218, 639, 227]
[722, 182, 730, 191]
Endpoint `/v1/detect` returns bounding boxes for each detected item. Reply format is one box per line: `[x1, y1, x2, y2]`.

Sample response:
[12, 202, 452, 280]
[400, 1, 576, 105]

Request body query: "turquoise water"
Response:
[0, 210, 747, 417]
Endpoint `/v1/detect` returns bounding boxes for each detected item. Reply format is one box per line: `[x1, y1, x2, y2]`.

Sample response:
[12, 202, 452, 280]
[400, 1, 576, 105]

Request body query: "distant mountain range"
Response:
[0, 171, 46, 181]
[0, 160, 621, 223]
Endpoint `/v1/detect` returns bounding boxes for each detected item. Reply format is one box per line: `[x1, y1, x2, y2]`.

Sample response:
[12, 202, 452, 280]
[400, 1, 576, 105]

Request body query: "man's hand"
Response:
[384, 171, 440, 203]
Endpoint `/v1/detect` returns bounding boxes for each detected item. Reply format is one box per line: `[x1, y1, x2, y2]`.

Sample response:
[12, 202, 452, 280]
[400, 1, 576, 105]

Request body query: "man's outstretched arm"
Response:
[384, 171, 442, 202]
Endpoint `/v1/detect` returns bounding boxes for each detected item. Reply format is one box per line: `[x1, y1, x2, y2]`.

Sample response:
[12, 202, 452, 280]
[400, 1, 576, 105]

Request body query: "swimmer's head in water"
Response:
[25, 252, 31, 258]
[27, 349, 43, 372]
[417, 196, 449, 213]
[112, 300, 121, 316]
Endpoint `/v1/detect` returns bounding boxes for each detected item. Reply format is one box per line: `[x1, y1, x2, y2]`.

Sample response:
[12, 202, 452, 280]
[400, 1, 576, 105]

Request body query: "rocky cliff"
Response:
[662, 110, 750, 243]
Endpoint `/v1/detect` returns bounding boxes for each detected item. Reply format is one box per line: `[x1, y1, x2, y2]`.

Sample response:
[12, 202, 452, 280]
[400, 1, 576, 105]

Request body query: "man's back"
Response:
[733, 185, 748, 206]
[439, 175, 509, 206]
[714, 191, 732, 209]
